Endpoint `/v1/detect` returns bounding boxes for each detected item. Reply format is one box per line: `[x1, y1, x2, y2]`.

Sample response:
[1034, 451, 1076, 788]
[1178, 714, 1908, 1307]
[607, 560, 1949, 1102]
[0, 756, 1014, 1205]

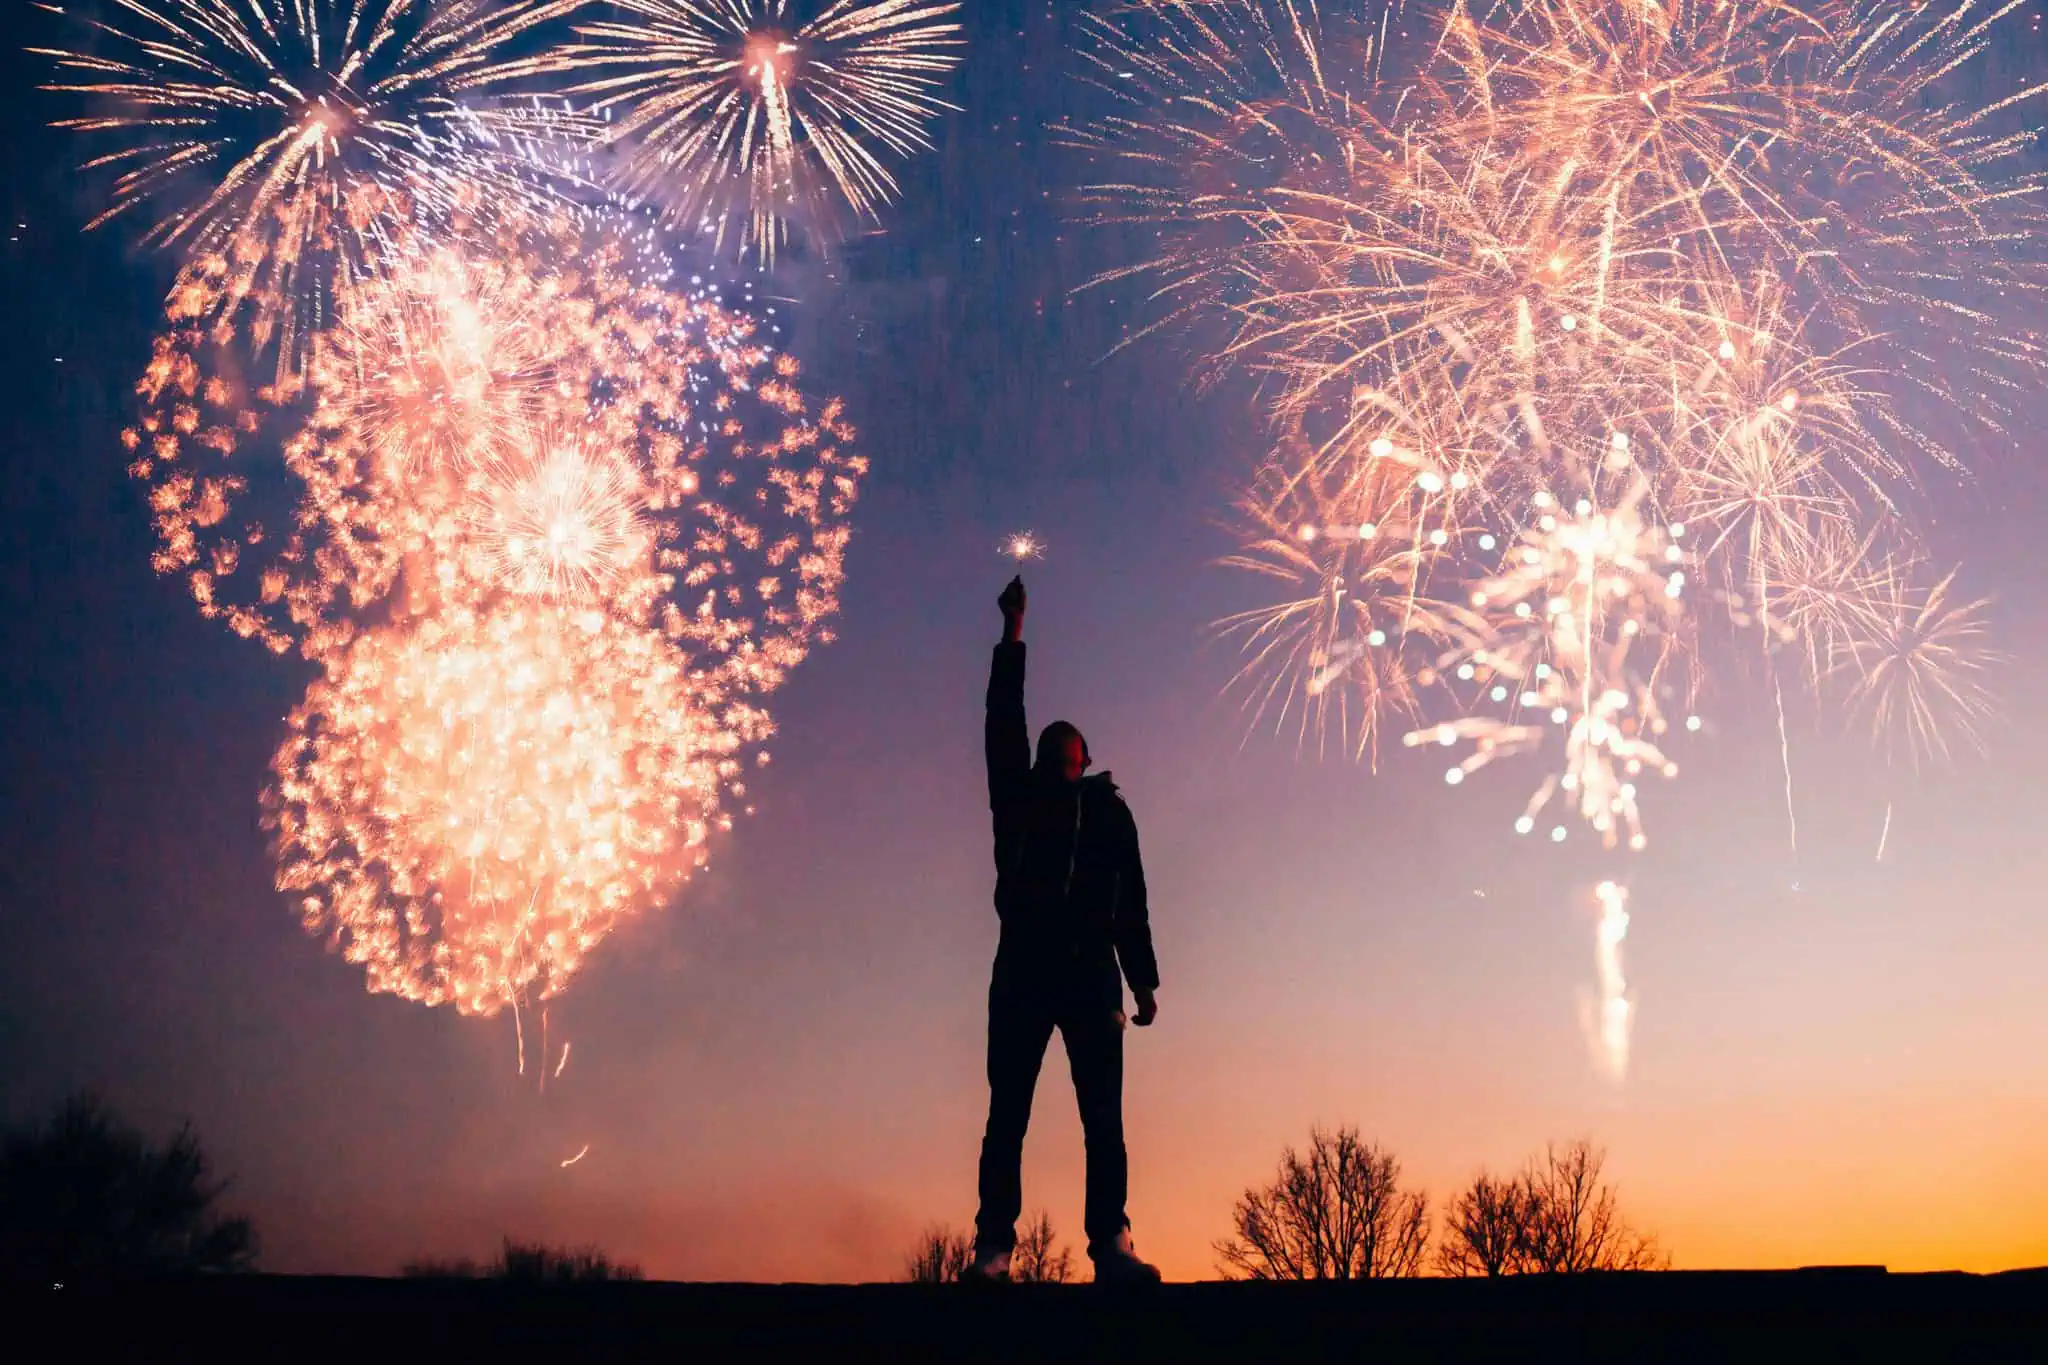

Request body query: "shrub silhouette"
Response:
[495, 1238, 642, 1282]
[0, 1093, 255, 1282]
[903, 1224, 974, 1283]
[402, 1238, 641, 1281]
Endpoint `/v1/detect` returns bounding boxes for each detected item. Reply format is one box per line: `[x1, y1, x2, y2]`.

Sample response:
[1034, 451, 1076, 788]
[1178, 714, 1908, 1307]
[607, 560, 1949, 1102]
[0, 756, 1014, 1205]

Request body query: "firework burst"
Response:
[467, 431, 652, 604]
[36, 0, 581, 367]
[1083, 0, 2034, 815]
[522, 0, 964, 259]
[125, 203, 863, 666]
[1840, 561, 2002, 769]
[268, 595, 728, 1016]
[1083, 0, 2036, 1080]
[121, 197, 867, 1016]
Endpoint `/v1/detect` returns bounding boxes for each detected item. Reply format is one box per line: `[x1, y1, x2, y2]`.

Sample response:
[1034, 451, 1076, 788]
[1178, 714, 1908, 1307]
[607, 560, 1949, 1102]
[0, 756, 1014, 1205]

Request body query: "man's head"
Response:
[1035, 720, 1090, 783]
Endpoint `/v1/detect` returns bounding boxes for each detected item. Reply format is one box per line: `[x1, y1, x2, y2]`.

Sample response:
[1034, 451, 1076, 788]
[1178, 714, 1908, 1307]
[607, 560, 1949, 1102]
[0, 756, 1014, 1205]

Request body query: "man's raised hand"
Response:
[999, 576, 1026, 643]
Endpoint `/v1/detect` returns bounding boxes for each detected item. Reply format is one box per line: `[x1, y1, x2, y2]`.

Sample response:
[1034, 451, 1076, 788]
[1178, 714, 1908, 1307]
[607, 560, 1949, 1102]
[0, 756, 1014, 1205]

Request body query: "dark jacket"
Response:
[985, 642, 1160, 999]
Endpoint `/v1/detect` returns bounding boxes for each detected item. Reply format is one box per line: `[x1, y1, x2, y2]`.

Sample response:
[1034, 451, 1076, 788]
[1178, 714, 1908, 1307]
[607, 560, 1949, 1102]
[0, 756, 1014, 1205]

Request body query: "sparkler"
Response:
[1002, 531, 1044, 562]
[521, 0, 965, 259]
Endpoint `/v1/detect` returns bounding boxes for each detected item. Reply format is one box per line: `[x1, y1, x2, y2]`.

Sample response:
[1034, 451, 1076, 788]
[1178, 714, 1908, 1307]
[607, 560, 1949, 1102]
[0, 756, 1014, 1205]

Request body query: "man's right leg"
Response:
[973, 978, 1055, 1265]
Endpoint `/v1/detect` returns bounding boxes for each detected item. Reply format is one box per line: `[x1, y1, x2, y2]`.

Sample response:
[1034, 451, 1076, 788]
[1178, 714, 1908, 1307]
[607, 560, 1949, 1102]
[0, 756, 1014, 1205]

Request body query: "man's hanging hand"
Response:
[999, 575, 1026, 644]
[1132, 988, 1158, 1027]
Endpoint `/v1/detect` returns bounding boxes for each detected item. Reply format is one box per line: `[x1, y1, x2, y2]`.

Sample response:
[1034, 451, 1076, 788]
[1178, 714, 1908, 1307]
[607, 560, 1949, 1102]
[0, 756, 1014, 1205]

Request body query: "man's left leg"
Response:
[1062, 999, 1159, 1282]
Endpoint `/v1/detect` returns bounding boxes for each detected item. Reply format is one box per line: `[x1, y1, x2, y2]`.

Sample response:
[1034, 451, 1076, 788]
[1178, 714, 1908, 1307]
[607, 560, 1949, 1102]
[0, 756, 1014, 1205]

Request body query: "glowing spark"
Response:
[1876, 801, 1893, 864]
[560, 1144, 590, 1168]
[1404, 485, 1685, 852]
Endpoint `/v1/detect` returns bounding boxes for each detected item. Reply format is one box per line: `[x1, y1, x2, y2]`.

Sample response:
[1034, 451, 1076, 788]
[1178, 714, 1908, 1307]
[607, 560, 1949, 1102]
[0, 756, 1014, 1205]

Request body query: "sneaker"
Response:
[1089, 1230, 1162, 1285]
[960, 1246, 1011, 1284]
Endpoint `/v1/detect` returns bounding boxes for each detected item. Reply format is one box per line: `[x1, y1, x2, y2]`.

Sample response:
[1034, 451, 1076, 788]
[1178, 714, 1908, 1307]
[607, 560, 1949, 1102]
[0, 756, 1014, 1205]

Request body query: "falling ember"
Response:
[1587, 881, 1634, 1086]
[1774, 674, 1799, 858]
[560, 1144, 591, 1169]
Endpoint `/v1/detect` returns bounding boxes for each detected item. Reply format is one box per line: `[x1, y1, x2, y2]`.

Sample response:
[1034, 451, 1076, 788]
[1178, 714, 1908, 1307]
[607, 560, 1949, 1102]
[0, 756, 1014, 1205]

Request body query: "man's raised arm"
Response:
[987, 576, 1030, 815]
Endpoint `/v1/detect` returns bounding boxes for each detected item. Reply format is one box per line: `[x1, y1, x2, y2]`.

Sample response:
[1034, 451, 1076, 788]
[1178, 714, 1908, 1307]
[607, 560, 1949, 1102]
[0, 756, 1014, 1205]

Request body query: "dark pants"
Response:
[974, 970, 1128, 1256]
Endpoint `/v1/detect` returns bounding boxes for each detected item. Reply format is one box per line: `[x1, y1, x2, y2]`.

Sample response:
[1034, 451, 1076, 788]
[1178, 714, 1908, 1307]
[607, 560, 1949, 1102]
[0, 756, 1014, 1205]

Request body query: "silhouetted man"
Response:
[965, 576, 1162, 1285]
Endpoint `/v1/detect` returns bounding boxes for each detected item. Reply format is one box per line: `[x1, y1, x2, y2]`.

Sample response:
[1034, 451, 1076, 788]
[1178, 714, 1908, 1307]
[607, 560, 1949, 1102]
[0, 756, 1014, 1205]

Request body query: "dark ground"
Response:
[13, 1269, 2048, 1362]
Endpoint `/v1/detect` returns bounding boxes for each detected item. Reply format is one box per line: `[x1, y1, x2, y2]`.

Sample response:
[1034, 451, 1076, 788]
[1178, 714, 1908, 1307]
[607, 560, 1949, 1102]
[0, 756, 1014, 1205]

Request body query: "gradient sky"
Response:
[3, 2, 2046, 1283]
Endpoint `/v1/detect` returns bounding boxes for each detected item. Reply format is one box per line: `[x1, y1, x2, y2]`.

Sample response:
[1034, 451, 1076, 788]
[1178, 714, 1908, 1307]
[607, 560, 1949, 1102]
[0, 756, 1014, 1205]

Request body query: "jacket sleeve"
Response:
[1114, 799, 1160, 994]
[986, 642, 1029, 834]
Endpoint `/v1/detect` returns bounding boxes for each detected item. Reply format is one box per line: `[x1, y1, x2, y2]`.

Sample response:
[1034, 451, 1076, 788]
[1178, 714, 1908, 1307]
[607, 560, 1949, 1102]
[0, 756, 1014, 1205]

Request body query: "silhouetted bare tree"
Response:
[1011, 1211, 1073, 1284]
[494, 1238, 642, 1282]
[1437, 1140, 1666, 1275]
[1214, 1126, 1429, 1279]
[0, 1093, 254, 1282]
[1519, 1140, 1666, 1272]
[1436, 1172, 1535, 1277]
[904, 1224, 974, 1283]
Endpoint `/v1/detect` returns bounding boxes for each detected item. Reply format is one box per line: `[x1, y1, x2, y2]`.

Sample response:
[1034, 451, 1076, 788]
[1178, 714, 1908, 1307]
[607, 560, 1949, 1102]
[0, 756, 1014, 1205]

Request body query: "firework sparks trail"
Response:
[1586, 880, 1633, 1086]
[49, 0, 893, 1036]
[1774, 673, 1799, 858]
[560, 1144, 591, 1168]
[1876, 800, 1893, 863]
[1080, 0, 2033, 1078]
[510, 0, 965, 260]
[1404, 483, 1688, 853]
[35, 0, 589, 373]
